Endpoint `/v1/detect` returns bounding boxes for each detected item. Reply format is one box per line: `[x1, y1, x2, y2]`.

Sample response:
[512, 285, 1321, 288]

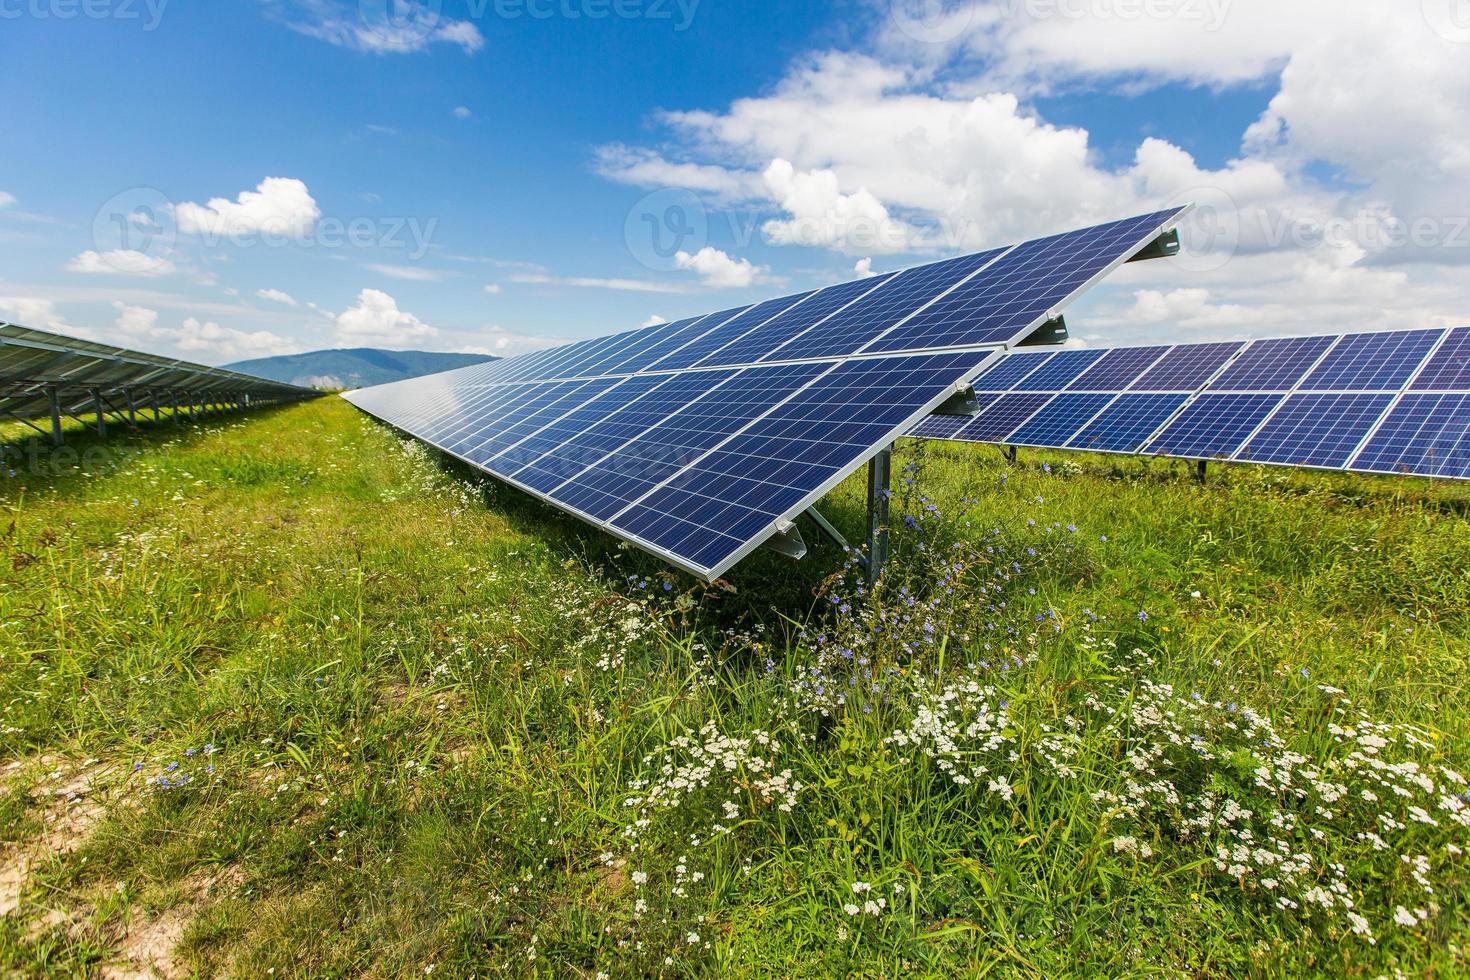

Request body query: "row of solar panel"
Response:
[912, 327, 1470, 479]
[350, 350, 992, 577]
[359, 208, 1185, 398]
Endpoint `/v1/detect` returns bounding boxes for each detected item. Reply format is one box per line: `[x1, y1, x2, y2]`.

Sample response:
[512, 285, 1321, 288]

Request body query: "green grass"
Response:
[0, 397, 1466, 977]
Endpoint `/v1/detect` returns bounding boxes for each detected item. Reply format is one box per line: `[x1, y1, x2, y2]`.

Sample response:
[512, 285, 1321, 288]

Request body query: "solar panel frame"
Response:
[1234, 392, 1397, 470]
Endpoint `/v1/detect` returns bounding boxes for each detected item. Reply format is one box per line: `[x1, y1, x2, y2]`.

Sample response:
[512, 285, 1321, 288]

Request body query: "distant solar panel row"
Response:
[912, 327, 1470, 480]
[345, 208, 1189, 578]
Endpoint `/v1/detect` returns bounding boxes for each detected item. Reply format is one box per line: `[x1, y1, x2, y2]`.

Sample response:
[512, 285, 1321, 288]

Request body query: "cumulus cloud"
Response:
[66, 250, 178, 277]
[335, 288, 438, 346]
[674, 246, 763, 289]
[269, 0, 485, 55]
[174, 177, 321, 240]
[761, 159, 923, 254]
[853, 257, 878, 279]
[256, 288, 299, 307]
[0, 192, 15, 208]
[109, 301, 298, 361]
[641, 314, 669, 327]
[0, 296, 78, 335]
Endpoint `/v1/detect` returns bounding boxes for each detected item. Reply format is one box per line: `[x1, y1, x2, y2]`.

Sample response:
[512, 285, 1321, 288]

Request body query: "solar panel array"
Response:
[912, 327, 1470, 480]
[345, 207, 1188, 579]
[2, 322, 317, 427]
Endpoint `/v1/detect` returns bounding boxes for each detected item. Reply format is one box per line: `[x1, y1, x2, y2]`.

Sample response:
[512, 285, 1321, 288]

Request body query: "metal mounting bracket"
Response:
[1127, 228, 1182, 263]
[763, 519, 809, 560]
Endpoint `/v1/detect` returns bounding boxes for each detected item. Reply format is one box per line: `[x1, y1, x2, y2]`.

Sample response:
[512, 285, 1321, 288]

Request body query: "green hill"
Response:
[225, 348, 499, 389]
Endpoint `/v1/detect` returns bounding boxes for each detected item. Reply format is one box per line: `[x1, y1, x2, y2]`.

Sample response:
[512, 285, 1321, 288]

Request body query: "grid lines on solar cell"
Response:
[650, 293, 813, 371]
[420, 384, 536, 447]
[602, 312, 741, 376]
[955, 393, 1054, 442]
[1351, 393, 1470, 478]
[611, 352, 989, 574]
[1144, 393, 1284, 459]
[763, 249, 1007, 362]
[490, 374, 674, 486]
[696, 274, 896, 369]
[505, 370, 736, 494]
[1208, 335, 1337, 391]
[1410, 327, 1470, 390]
[1067, 346, 1169, 391]
[867, 208, 1183, 353]
[1130, 342, 1244, 391]
[1237, 393, 1395, 469]
[550, 363, 831, 522]
[909, 397, 1000, 440]
[1301, 329, 1443, 391]
[1005, 393, 1116, 447]
[1013, 349, 1108, 391]
[968, 352, 1054, 391]
[569, 316, 703, 378]
[458, 378, 620, 467]
[1066, 393, 1188, 453]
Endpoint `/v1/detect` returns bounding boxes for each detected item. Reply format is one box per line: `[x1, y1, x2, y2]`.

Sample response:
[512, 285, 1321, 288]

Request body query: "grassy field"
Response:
[1, 396, 1467, 977]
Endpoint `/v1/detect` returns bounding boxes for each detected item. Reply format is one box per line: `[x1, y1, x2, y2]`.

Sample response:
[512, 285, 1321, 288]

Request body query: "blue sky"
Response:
[2, 0, 1467, 365]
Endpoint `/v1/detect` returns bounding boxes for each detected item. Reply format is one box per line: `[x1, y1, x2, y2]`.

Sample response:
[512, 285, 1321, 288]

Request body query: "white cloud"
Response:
[641, 314, 669, 328]
[109, 301, 299, 361]
[256, 288, 299, 307]
[454, 105, 473, 119]
[0, 296, 78, 336]
[174, 177, 320, 239]
[674, 246, 763, 289]
[0, 192, 15, 208]
[483, 284, 502, 295]
[594, 144, 765, 200]
[510, 272, 692, 294]
[853, 257, 877, 278]
[66, 250, 178, 277]
[335, 288, 438, 346]
[366, 263, 454, 282]
[463, 325, 568, 356]
[761, 158, 923, 254]
[271, 0, 485, 55]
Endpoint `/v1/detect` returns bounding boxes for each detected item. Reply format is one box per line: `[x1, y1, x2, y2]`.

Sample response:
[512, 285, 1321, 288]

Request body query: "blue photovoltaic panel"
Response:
[1237, 393, 1395, 469]
[423, 384, 538, 447]
[1067, 393, 1189, 454]
[954, 393, 1054, 443]
[1013, 349, 1109, 391]
[867, 209, 1185, 353]
[612, 352, 989, 574]
[1301, 329, 1443, 391]
[763, 249, 1009, 362]
[1145, 393, 1284, 459]
[506, 371, 738, 493]
[1067, 346, 1169, 391]
[695, 274, 897, 369]
[602, 312, 742, 376]
[1208, 335, 1338, 391]
[489, 374, 675, 486]
[459, 378, 621, 467]
[1410, 327, 1470, 390]
[551, 363, 830, 521]
[1130, 342, 1244, 391]
[1005, 393, 1116, 448]
[968, 351, 1054, 391]
[570, 316, 705, 378]
[909, 395, 1001, 440]
[1351, 394, 1470, 478]
[650, 292, 814, 371]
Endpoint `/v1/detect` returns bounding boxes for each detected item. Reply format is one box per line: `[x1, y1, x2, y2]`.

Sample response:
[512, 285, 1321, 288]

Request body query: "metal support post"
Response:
[866, 445, 892, 585]
[49, 386, 63, 446]
[1005, 446, 1019, 465]
[91, 388, 106, 438]
[1194, 460, 1208, 483]
[127, 390, 136, 427]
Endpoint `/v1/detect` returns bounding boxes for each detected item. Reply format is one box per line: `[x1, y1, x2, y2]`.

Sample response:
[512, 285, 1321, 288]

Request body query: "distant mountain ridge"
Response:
[225, 348, 500, 389]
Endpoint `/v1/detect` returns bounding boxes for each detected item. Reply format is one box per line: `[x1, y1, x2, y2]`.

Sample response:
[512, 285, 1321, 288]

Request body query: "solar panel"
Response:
[866, 208, 1187, 353]
[1208, 335, 1338, 391]
[909, 397, 999, 440]
[1410, 327, 1470, 390]
[1144, 393, 1285, 460]
[1131, 342, 1244, 391]
[951, 393, 1054, 442]
[1067, 393, 1189, 453]
[969, 351, 1055, 391]
[1237, 393, 1395, 469]
[1006, 393, 1116, 447]
[344, 207, 1191, 578]
[610, 352, 990, 573]
[1351, 393, 1470, 478]
[1013, 349, 1109, 391]
[1301, 329, 1442, 390]
[1067, 346, 1169, 391]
